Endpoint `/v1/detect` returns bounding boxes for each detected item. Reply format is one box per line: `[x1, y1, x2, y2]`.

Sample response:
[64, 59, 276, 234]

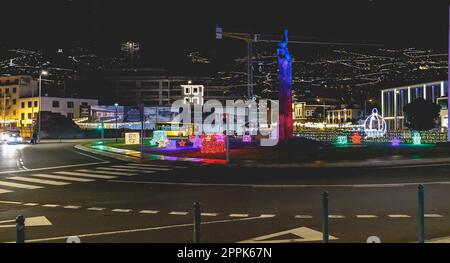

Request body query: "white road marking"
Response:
[55, 171, 116, 179]
[356, 215, 378, 219]
[229, 214, 249, 218]
[388, 214, 411, 218]
[328, 215, 345, 219]
[72, 150, 110, 162]
[0, 216, 52, 228]
[259, 214, 276, 218]
[0, 181, 43, 189]
[239, 226, 338, 243]
[115, 165, 170, 171]
[103, 166, 156, 174]
[6, 176, 70, 186]
[87, 207, 106, 211]
[201, 213, 218, 217]
[125, 163, 173, 168]
[112, 209, 132, 213]
[0, 200, 22, 204]
[23, 203, 39, 206]
[425, 214, 444, 218]
[109, 179, 450, 189]
[295, 215, 313, 219]
[139, 210, 159, 214]
[8, 215, 269, 243]
[169, 211, 188, 216]
[0, 189, 13, 194]
[42, 204, 59, 208]
[31, 174, 94, 182]
[63, 205, 81, 209]
[78, 169, 136, 176]
[0, 161, 110, 175]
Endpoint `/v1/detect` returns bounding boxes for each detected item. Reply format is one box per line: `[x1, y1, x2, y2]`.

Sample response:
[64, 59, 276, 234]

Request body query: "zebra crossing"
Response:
[0, 163, 184, 195]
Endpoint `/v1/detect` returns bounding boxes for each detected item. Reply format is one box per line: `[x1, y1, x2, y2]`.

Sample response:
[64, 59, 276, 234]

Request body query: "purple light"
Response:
[390, 137, 401, 146]
[242, 135, 252, 142]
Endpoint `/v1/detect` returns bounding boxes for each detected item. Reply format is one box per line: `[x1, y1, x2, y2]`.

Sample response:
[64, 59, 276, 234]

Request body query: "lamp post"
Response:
[364, 99, 373, 117]
[316, 98, 326, 122]
[114, 103, 119, 142]
[37, 70, 48, 142]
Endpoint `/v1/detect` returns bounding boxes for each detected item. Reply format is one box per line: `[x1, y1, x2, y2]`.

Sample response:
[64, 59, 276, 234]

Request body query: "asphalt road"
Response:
[1, 141, 450, 243]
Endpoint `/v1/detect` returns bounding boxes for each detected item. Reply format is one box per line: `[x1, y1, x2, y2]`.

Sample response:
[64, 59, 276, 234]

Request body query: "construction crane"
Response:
[215, 25, 382, 98]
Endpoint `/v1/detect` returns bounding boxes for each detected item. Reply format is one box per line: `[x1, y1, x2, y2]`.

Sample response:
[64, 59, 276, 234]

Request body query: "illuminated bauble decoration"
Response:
[364, 108, 387, 138]
[166, 140, 177, 149]
[242, 135, 252, 143]
[390, 137, 401, 146]
[189, 135, 202, 148]
[350, 132, 362, 144]
[412, 132, 422, 145]
[150, 131, 168, 148]
[336, 135, 348, 145]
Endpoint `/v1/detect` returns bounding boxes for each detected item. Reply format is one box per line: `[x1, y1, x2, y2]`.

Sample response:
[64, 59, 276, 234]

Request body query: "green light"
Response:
[336, 135, 348, 145]
[412, 132, 422, 145]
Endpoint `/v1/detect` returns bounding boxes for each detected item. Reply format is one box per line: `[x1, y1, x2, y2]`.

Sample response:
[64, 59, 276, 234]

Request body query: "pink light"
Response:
[243, 135, 252, 142]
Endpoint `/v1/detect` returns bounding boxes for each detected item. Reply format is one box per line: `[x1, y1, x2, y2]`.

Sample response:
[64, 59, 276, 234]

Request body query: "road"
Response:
[1, 141, 450, 243]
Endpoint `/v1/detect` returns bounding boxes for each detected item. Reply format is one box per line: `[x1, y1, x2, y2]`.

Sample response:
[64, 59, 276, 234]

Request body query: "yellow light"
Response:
[125, 132, 140, 144]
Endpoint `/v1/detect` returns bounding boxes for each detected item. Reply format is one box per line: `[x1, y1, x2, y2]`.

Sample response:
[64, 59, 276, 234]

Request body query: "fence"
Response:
[296, 130, 448, 144]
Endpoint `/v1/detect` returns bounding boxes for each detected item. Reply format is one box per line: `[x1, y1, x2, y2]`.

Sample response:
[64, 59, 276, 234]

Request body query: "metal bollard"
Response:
[16, 215, 25, 243]
[193, 201, 201, 243]
[322, 191, 329, 243]
[418, 184, 425, 243]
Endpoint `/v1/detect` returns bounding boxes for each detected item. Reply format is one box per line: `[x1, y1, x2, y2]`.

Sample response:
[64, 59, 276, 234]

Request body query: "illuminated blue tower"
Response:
[277, 29, 293, 141]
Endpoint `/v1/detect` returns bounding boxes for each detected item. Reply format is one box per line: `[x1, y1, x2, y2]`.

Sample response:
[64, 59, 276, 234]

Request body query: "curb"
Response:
[74, 144, 226, 165]
[74, 144, 141, 162]
[230, 157, 450, 169]
[75, 144, 450, 169]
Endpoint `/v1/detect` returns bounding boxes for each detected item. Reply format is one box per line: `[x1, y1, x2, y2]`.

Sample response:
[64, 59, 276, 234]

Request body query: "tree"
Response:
[403, 98, 440, 131]
[35, 112, 83, 139]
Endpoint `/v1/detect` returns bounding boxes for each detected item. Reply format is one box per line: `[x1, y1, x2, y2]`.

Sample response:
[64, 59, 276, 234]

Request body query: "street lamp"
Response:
[364, 99, 373, 117]
[316, 98, 326, 122]
[37, 70, 48, 142]
[114, 103, 119, 142]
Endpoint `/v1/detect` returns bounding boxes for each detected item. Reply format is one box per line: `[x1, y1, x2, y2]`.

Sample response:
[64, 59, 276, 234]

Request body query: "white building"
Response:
[18, 96, 98, 126]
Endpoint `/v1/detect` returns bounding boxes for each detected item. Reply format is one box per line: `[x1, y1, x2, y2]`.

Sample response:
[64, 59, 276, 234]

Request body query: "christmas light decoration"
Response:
[189, 135, 202, 148]
[336, 135, 348, 145]
[242, 135, 252, 142]
[200, 134, 226, 154]
[178, 140, 187, 147]
[412, 132, 422, 145]
[390, 137, 401, 146]
[166, 140, 177, 149]
[350, 132, 362, 144]
[150, 130, 168, 148]
[125, 132, 140, 145]
[364, 108, 387, 138]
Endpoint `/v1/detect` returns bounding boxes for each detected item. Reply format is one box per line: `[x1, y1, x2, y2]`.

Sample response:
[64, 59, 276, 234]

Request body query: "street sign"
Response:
[0, 216, 52, 228]
[239, 227, 338, 243]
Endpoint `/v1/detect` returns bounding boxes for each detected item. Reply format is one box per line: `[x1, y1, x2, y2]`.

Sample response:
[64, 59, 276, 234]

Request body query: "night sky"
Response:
[2, 1, 449, 56]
